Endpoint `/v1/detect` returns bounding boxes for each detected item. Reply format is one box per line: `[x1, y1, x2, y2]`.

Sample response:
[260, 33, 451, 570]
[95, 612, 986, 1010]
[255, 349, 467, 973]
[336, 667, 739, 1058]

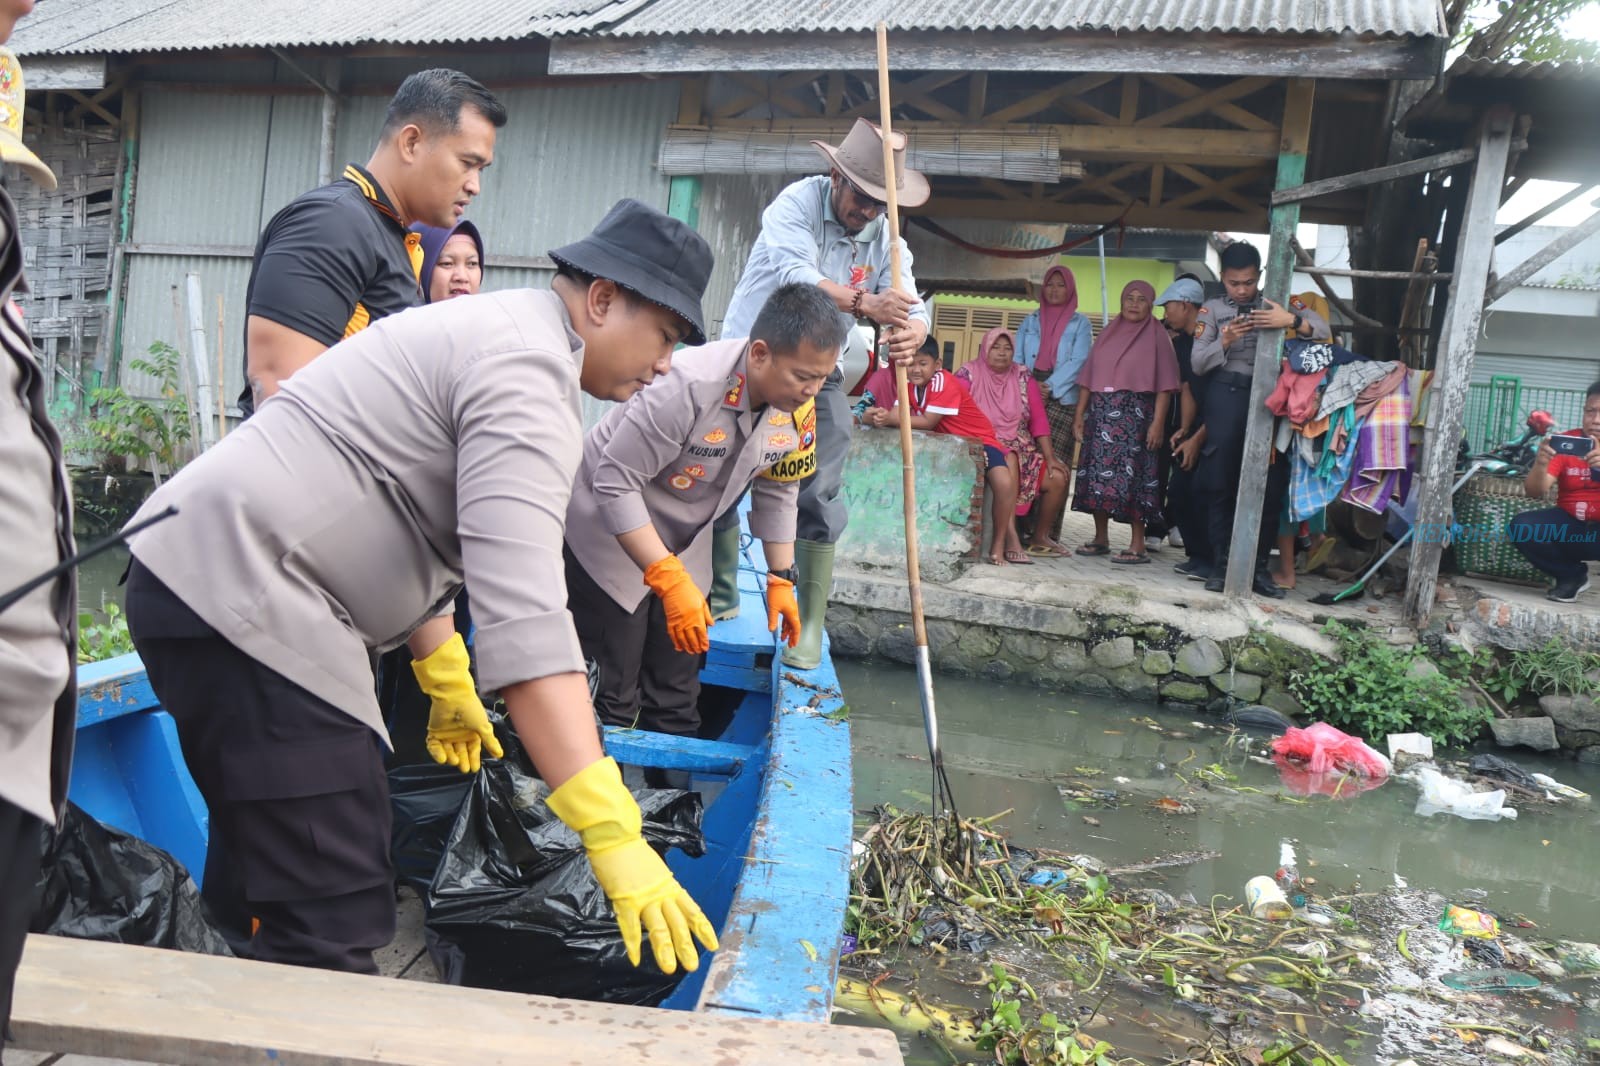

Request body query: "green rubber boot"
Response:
[708, 522, 742, 622]
[782, 539, 835, 671]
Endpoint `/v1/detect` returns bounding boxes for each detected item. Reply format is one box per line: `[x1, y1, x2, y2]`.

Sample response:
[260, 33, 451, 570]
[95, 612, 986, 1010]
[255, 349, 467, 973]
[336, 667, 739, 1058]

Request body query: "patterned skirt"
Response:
[1071, 390, 1164, 524]
[999, 433, 1046, 515]
[1032, 369, 1076, 466]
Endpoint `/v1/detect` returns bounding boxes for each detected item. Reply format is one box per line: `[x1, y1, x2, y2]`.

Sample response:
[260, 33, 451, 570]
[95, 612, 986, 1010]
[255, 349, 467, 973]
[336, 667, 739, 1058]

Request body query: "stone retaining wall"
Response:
[826, 571, 1313, 717]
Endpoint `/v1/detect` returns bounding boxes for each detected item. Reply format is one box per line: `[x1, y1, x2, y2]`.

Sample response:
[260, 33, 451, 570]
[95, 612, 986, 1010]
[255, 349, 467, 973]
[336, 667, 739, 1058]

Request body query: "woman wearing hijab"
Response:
[1071, 281, 1181, 564]
[1014, 265, 1093, 498]
[411, 219, 485, 304]
[957, 327, 1071, 556]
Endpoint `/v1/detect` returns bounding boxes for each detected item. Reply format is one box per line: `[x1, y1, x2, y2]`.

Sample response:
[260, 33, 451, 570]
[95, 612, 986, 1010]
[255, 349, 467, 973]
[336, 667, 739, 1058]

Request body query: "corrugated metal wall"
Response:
[698, 172, 786, 339]
[116, 75, 677, 404]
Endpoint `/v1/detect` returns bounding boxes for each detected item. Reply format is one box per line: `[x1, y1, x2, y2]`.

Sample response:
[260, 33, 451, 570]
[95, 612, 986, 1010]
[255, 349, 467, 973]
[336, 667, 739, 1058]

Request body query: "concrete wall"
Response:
[835, 428, 984, 586]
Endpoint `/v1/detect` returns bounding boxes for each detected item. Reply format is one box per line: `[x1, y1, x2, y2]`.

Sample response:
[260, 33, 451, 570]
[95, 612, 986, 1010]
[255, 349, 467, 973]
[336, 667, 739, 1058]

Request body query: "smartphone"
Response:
[1550, 433, 1593, 457]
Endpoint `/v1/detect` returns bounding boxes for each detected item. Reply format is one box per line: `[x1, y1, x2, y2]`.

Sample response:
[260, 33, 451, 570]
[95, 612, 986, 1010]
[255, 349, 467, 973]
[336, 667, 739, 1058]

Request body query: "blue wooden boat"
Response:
[71, 568, 853, 1023]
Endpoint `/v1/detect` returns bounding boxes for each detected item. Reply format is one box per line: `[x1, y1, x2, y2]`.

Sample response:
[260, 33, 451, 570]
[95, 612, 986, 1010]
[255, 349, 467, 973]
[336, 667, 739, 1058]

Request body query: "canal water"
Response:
[838, 658, 1600, 1063]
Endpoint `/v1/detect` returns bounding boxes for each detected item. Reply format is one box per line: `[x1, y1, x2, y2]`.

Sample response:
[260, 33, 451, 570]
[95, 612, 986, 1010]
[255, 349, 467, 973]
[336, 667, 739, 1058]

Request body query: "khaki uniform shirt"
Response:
[127, 289, 588, 740]
[1192, 295, 1330, 377]
[566, 339, 804, 611]
[0, 189, 77, 825]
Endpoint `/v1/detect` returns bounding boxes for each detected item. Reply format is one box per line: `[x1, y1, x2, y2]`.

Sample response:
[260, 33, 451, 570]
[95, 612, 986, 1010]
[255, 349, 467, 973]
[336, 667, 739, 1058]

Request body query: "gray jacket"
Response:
[0, 188, 76, 825]
[127, 289, 590, 740]
[566, 339, 802, 610]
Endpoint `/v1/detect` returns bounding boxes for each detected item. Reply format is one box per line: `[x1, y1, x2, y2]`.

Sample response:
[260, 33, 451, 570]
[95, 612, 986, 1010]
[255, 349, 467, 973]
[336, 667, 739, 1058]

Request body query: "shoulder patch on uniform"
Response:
[1198, 306, 1211, 315]
[683, 463, 706, 478]
[769, 432, 794, 448]
[767, 410, 789, 426]
[669, 474, 694, 491]
[703, 428, 727, 444]
[723, 372, 745, 407]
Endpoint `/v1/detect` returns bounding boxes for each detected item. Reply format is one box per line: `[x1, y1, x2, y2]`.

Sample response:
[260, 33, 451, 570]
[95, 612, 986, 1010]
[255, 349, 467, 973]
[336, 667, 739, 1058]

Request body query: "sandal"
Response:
[1026, 543, 1069, 557]
[1075, 542, 1111, 557]
[1110, 550, 1151, 565]
[1004, 549, 1035, 565]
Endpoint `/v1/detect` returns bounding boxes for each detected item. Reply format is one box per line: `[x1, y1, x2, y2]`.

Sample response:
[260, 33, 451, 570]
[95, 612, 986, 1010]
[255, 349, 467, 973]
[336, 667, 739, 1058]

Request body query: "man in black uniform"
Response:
[239, 68, 505, 415]
[1159, 276, 1214, 578]
[1190, 242, 1329, 597]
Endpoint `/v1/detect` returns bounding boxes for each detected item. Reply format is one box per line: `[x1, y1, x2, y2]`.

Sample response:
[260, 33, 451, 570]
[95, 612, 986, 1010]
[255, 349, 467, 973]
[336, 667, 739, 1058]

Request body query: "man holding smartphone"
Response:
[1191, 241, 1329, 598]
[1512, 382, 1600, 602]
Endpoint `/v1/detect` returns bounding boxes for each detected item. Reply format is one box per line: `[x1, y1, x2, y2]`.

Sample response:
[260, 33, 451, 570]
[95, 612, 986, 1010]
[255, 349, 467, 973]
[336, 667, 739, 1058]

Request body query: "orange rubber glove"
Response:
[545, 757, 719, 973]
[765, 573, 801, 648]
[642, 555, 713, 654]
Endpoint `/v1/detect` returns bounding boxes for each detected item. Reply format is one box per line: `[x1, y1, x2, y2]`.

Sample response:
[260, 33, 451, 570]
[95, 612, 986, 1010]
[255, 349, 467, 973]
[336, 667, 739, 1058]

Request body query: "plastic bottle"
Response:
[1274, 841, 1306, 908]
[1246, 876, 1293, 921]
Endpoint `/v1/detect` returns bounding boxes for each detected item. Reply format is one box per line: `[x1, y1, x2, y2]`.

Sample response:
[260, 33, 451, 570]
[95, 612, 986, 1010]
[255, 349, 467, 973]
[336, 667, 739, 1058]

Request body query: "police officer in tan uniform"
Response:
[566, 283, 845, 739]
[0, 30, 75, 1056]
[122, 200, 720, 978]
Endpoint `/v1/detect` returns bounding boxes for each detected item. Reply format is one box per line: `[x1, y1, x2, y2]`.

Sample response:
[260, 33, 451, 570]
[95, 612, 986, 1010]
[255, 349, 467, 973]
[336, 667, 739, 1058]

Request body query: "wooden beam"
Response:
[1403, 106, 1517, 626]
[1291, 236, 1385, 329]
[984, 73, 1116, 124]
[1291, 265, 1451, 280]
[1484, 209, 1600, 307]
[10, 935, 904, 1066]
[1119, 75, 1140, 124]
[965, 71, 988, 122]
[707, 116, 1279, 163]
[1135, 75, 1273, 130]
[1224, 76, 1314, 600]
[17, 54, 106, 90]
[1269, 146, 1478, 205]
[917, 195, 1264, 231]
[677, 75, 706, 124]
[823, 71, 846, 116]
[1149, 163, 1164, 208]
[1164, 162, 1265, 214]
[63, 87, 117, 126]
[548, 31, 1443, 79]
[1494, 183, 1596, 245]
[844, 72, 965, 122]
[1051, 162, 1147, 204]
[1139, 73, 1276, 131]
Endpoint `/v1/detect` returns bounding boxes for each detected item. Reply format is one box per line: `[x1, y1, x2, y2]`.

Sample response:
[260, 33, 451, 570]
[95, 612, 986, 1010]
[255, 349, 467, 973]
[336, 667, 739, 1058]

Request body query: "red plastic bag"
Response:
[1270, 753, 1389, 798]
[1270, 722, 1391, 779]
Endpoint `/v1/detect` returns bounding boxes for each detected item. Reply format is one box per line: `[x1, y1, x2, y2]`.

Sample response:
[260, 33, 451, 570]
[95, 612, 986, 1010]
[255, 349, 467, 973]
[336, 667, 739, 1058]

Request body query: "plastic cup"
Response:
[1246, 876, 1293, 921]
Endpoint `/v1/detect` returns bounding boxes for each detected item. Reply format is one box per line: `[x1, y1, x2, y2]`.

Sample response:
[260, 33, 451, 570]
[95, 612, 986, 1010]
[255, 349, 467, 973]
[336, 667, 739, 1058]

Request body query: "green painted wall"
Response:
[836, 427, 982, 585]
[935, 257, 1177, 322]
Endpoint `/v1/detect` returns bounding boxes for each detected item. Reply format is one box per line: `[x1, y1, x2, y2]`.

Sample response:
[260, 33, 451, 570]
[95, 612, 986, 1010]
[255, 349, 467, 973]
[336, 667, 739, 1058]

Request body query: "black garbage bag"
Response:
[389, 762, 476, 896]
[424, 759, 705, 1005]
[1467, 753, 1540, 791]
[32, 802, 231, 955]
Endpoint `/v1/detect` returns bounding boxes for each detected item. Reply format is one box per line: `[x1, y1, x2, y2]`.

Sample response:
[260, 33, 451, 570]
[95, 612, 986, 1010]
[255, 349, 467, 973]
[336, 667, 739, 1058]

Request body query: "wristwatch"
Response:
[769, 566, 799, 584]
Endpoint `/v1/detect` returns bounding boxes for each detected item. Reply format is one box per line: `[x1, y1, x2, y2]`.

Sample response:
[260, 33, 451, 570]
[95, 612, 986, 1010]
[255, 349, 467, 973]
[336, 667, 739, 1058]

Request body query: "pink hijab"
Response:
[1034, 265, 1078, 374]
[962, 327, 1026, 439]
[1077, 281, 1180, 395]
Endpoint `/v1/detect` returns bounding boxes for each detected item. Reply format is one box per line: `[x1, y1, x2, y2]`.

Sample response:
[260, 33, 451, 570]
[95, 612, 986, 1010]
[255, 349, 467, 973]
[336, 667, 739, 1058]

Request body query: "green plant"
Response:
[77, 601, 135, 663]
[1288, 622, 1491, 748]
[974, 964, 1116, 1066]
[1507, 639, 1600, 699]
[86, 341, 192, 483]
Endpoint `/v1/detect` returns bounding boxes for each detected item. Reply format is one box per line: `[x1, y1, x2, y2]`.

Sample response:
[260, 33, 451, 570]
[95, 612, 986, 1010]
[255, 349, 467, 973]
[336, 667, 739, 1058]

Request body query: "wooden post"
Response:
[317, 60, 340, 188]
[1222, 77, 1313, 599]
[1403, 105, 1517, 625]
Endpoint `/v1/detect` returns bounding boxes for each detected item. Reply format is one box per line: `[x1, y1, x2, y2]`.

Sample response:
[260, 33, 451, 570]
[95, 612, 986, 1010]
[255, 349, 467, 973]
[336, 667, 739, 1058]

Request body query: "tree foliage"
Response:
[1447, 0, 1600, 64]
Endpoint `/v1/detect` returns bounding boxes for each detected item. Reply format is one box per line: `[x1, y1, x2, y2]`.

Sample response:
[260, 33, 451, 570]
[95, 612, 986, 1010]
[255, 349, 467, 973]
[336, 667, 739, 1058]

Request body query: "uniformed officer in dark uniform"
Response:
[1190, 241, 1329, 597]
[239, 68, 506, 414]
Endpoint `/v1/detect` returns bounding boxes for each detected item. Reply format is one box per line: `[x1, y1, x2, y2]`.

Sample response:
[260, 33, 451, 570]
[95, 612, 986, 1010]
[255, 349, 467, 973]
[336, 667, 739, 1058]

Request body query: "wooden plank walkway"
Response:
[10, 934, 902, 1066]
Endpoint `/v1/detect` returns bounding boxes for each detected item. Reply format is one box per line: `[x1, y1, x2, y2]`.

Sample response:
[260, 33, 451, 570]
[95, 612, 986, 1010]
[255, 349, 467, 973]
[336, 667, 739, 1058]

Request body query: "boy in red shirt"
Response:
[1512, 382, 1600, 602]
[855, 340, 1026, 565]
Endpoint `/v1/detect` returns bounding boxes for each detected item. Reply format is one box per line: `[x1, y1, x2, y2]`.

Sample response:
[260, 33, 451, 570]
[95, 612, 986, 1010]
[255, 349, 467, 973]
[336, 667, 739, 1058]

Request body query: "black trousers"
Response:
[565, 548, 703, 737]
[1166, 458, 1212, 563]
[124, 560, 394, 974]
[1510, 507, 1600, 584]
[1199, 373, 1287, 570]
[0, 799, 43, 1060]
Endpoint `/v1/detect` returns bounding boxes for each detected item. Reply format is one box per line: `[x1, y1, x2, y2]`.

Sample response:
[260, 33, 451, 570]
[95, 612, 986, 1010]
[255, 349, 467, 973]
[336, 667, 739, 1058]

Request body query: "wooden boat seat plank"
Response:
[12, 934, 903, 1066]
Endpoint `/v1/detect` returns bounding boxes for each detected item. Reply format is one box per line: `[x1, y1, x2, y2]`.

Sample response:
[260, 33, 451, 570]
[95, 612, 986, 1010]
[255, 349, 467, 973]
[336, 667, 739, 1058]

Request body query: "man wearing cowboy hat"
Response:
[709, 118, 931, 670]
[0, 2, 77, 1052]
[120, 199, 721, 979]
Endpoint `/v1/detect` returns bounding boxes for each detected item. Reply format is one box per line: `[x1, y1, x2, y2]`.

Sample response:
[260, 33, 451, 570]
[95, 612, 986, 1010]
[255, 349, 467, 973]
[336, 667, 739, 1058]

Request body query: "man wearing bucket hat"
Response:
[708, 118, 931, 670]
[120, 199, 721, 978]
[0, 8, 76, 1054]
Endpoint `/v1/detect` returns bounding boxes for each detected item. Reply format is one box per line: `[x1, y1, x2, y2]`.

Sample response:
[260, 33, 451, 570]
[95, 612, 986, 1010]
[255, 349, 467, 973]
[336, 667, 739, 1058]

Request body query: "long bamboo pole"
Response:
[875, 22, 952, 820]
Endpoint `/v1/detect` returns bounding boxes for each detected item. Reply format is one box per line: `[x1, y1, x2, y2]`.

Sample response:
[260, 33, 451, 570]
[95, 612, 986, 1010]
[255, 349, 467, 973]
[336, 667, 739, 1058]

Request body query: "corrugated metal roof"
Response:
[11, 0, 1445, 55]
[577, 0, 1447, 39]
[9, 0, 582, 55]
[1448, 56, 1600, 81]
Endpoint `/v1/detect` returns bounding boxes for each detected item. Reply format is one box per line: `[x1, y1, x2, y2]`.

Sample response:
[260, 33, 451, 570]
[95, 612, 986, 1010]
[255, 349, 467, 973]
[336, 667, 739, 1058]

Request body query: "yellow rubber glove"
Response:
[411, 633, 504, 773]
[546, 756, 719, 973]
[765, 573, 802, 648]
[642, 555, 713, 655]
